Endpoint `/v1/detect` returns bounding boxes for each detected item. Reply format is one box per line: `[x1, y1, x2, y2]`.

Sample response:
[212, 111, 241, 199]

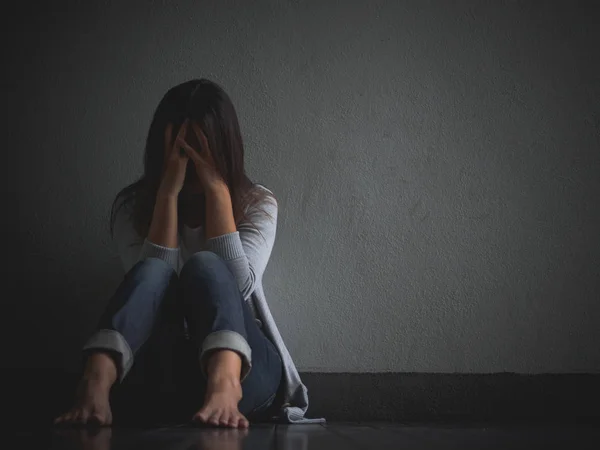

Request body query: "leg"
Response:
[54, 257, 179, 426]
[178, 251, 282, 428]
[236, 296, 282, 422]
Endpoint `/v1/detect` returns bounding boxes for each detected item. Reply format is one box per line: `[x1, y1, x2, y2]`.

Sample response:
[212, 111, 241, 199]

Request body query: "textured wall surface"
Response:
[7, 0, 600, 373]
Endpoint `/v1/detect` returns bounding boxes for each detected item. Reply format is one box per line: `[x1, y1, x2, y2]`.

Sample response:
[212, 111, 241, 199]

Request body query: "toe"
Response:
[194, 410, 210, 424]
[220, 413, 233, 427]
[79, 410, 90, 425]
[72, 410, 83, 424]
[209, 412, 221, 426]
[77, 410, 88, 424]
[227, 416, 238, 428]
[88, 413, 103, 426]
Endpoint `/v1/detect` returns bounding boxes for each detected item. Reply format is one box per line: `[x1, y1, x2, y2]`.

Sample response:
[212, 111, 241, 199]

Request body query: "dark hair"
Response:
[109, 79, 276, 244]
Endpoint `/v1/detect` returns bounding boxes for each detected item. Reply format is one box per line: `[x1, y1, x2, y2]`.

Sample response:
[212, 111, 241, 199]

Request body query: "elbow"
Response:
[239, 267, 257, 301]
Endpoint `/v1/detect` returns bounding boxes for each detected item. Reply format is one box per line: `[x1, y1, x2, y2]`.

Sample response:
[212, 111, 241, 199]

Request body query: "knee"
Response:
[132, 256, 177, 280]
[180, 251, 224, 279]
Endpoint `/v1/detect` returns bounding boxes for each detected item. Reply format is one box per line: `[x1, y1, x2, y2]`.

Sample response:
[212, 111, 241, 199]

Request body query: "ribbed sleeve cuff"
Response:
[205, 232, 245, 260]
[82, 329, 133, 383]
[199, 330, 252, 382]
[140, 238, 179, 271]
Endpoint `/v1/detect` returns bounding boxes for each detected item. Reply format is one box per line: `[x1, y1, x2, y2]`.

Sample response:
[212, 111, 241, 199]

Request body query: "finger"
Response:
[190, 122, 217, 166]
[190, 121, 209, 151]
[176, 118, 189, 143]
[166, 145, 187, 164]
[177, 136, 203, 164]
[175, 120, 192, 157]
[164, 123, 173, 152]
[166, 124, 189, 168]
[164, 120, 185, 157]
[175, 142, 190, 160]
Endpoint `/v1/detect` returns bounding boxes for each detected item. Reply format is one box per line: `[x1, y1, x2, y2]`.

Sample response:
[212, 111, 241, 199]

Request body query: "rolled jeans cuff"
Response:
[82, 329, 133, 383]
[200, 330, 252, 383]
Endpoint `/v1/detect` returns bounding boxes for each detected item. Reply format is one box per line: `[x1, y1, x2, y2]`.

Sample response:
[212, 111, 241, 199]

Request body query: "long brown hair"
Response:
[109, 79, 276, 245]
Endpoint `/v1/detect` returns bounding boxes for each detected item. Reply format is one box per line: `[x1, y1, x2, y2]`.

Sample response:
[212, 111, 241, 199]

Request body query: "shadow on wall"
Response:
[10, 240, 123, 371]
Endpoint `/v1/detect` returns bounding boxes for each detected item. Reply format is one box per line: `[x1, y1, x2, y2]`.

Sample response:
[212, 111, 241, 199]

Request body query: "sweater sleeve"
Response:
[112, 200, 180, 274]
[205, 188, 278, 301]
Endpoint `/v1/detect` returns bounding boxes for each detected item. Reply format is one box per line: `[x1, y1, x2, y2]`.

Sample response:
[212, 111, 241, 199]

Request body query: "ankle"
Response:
[206, 376, 242, 401]
[82, 352, 118, 388]
[206, 374, 242, 397]
[81, 371, 115, 389]
[206, 349, 243, 383]
[208, 373, 241, 385]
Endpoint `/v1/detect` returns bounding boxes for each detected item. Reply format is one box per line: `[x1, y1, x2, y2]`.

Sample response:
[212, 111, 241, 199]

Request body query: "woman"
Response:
[53, 79, 323, 428]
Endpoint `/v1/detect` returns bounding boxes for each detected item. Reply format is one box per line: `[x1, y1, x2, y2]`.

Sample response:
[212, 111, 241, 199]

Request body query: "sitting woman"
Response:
[54, 79, 322, 428]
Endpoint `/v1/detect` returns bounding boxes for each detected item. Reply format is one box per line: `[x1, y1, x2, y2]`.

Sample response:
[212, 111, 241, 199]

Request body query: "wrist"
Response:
[204, 181, 230, 198]
[156, 190, 179, 201]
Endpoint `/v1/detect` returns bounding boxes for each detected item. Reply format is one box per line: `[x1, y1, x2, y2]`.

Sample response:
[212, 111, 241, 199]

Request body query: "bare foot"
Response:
[54, 378, 113, 426]
[192, 377, 249, 428]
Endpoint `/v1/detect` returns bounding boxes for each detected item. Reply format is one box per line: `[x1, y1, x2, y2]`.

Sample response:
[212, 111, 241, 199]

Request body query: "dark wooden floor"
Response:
[14, 422, 600, 449]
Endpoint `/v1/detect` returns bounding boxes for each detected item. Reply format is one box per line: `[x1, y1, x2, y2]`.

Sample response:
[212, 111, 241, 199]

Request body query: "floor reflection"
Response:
[52, 428, 113, 450]
[24, 423, 600, 450]
[51, 426, 252, 450]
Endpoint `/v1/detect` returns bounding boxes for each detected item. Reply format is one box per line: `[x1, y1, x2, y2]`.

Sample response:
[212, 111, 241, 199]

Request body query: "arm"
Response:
[204, 184, 277, 301]
[119, 117, 191, 271]
[204, 184, 237, 240]
[147, 193, 179, 248]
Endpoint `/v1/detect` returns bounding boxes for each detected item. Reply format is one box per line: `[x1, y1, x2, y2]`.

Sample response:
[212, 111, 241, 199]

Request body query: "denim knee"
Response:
[134, 256, 177, 279]
[179, 251, 224, 279]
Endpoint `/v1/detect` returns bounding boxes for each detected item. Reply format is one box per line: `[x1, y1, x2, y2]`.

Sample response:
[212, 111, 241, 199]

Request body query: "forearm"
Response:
[205, 183, 237, 239]
[147, 193, 179, 248]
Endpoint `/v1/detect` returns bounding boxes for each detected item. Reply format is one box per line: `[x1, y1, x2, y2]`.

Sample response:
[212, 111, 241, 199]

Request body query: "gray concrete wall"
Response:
[6, 0, 599, 373]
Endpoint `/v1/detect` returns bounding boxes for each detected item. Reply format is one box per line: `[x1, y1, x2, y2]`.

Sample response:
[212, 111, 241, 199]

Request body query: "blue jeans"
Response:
[82, 252, 282, 425]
